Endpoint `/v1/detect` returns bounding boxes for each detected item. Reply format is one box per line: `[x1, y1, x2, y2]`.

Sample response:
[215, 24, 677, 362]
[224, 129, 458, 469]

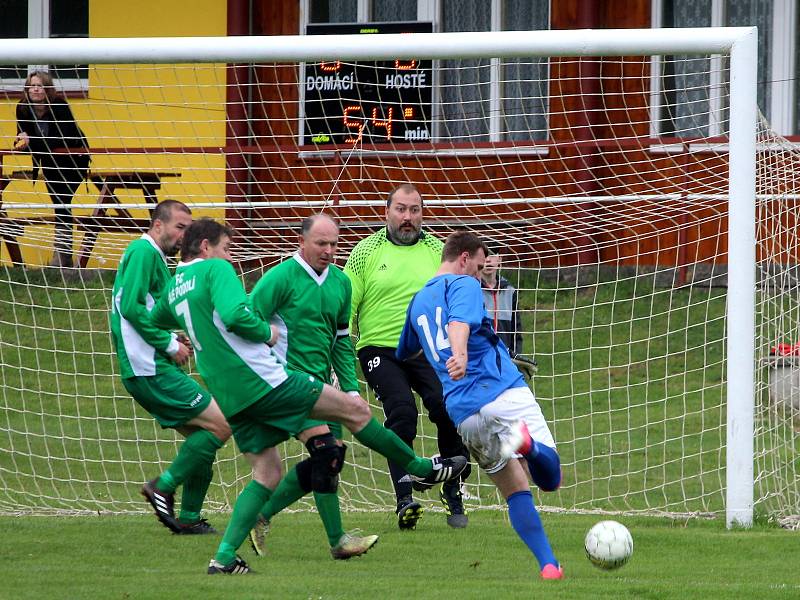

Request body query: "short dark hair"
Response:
[442, 231, 489, 262]
[181, 218, 233, 260]
[300, 213, 338, 236]
[151, 199, 191, 227]
[387, 183, 422, 207]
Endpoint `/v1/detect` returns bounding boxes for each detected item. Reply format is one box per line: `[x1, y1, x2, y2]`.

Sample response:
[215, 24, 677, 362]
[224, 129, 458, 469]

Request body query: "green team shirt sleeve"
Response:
[330, 273, 359, 393]
[208, 260, 272, 343]
[117, 248, 176, 354]
[150, 291, 179, 332]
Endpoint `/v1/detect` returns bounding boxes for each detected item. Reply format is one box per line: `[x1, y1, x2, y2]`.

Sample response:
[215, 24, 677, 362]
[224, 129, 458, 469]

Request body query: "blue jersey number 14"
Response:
[416, 306, 449, 362]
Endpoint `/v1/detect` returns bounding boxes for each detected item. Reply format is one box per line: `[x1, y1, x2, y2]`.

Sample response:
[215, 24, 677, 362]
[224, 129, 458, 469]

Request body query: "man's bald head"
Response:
[299, 213, 340, 273]
[301, 213, 339, 237]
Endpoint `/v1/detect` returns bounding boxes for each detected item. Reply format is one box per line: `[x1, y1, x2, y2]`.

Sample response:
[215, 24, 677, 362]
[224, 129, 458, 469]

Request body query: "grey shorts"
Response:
[457, 386, 556, 474]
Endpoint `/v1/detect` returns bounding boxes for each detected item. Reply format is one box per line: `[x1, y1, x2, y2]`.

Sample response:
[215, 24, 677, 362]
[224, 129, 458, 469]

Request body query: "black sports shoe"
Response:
[141, 478, 181, 533]
[405, 455, 469, 491]
[207, 555, 252, 575]
[440, 481, 468, 529]
[248, 515, 270, 557]
[175, 518, 217, 535]
[412, 479, 434, 493]
[396, 496, 423, 530]
[410, 458, 472, 492]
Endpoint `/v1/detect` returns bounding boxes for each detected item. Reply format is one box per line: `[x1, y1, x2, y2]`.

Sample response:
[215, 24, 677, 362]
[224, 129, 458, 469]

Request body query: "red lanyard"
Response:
[491, 290, 499, 330]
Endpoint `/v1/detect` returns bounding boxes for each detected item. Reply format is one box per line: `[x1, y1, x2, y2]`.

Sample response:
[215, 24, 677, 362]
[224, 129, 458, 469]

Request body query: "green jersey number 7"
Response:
[175, 299, 203, 351]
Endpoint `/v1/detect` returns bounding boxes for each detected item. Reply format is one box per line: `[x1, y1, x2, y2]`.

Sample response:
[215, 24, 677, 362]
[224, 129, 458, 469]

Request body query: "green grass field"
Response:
[1, 266, 799, 598]
[0, 267, 743, 515]
[0, 511, 798, 599]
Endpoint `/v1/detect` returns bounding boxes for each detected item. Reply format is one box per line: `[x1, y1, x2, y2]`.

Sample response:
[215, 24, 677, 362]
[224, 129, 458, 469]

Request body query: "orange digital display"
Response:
[304, 21, 432, 145]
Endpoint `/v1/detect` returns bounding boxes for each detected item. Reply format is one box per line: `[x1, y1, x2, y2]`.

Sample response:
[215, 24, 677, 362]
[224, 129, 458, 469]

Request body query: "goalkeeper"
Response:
[247, 214, 378, 560]
[344, 183, 471, 530]
[397, 231, 563, 580]
[149, 218, 467, 575]
[110, 200, 231, 535]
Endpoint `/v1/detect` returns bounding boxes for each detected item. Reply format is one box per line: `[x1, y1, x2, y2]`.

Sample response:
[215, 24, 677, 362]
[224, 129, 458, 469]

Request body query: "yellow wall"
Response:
[92, 1, 226, 37]
[1, 0, 229, 267]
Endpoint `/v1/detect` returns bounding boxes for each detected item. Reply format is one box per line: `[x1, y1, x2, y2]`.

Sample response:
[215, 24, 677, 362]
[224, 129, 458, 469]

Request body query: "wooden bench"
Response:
[0, 168, 181, 268]
[77, 171, 182, 267]
[0, 169, 36, 266]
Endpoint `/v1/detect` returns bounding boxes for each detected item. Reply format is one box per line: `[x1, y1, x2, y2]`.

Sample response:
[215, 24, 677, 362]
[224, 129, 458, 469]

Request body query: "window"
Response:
[653, 0, 794, 137]
[0, 0, 89, 92]
[373, 0, 418, 22]
[302, 0, 550, 143]
[308, 0, 358, 24]
[440, 0, 492, 141]
[502, 0, 549, 142]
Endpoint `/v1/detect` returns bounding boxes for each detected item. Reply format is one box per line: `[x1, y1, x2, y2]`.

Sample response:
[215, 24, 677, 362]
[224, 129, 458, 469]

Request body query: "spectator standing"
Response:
[480, 253, 523, 357]
[15, 70, 90, 268]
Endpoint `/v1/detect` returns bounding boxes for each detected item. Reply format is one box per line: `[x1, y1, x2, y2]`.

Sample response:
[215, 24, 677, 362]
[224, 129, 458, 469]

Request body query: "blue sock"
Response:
[507, 490, 558, 569]
[524, 442, 561, 492]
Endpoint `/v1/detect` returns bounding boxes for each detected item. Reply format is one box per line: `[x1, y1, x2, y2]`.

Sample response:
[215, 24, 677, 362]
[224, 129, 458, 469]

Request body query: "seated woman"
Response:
[15, 70, 90, 268]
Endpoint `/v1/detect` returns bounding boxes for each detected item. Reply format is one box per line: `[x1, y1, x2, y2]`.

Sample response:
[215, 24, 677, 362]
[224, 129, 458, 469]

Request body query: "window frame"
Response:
[650, 0, 796, 138]
[1, 0, 89, 94]
[299, 0, 551, 146]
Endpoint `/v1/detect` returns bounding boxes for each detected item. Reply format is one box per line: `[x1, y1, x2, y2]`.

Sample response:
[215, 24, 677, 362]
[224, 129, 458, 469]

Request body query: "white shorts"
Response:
[457, 386, 556, 475]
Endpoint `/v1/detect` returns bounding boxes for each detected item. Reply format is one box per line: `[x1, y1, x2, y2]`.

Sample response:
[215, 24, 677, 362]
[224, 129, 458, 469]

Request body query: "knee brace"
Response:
[306, 433, 344, 494]
[529, 444, 562, 492]
[334, 444, 348, 474]
[295, 458, 314, 493]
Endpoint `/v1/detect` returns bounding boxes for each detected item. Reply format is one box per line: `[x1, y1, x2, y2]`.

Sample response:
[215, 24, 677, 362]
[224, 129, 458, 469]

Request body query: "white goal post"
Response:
[0, 28, 770, 529]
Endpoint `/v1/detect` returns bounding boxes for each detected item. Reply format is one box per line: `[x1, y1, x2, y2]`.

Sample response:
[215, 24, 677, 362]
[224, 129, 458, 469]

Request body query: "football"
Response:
[584, 520, 633, 570]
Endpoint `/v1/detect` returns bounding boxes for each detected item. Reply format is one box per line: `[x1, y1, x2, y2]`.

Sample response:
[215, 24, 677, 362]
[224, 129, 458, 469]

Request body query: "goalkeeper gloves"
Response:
[511, 355, 538, 379]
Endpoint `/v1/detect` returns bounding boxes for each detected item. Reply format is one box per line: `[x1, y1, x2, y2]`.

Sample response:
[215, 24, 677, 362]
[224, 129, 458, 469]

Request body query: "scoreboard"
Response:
[303, 22, 433, 146]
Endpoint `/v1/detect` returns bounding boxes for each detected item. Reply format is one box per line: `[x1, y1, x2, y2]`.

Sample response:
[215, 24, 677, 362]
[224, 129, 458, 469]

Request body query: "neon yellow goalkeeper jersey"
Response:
[344, 228, 443, 350]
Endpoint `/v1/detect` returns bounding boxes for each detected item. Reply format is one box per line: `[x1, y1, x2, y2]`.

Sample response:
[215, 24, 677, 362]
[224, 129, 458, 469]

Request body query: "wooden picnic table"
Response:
[0, 165, 181, 267]
[76, 171, 182, 267]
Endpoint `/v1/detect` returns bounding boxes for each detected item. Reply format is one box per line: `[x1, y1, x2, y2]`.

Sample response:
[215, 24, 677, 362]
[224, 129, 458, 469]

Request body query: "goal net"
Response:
[0, 29, 795, 527]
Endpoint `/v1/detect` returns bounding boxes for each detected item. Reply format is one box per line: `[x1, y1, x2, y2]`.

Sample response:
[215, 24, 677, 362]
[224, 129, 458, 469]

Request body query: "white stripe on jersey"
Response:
[212, 310, 288, 388]
[115, 287, 157, 376]
[269, 314, 289, 364]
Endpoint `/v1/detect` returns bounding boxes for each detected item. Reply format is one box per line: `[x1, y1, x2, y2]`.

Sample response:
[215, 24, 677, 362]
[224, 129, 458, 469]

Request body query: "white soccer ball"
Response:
[584, 520, 633, 570]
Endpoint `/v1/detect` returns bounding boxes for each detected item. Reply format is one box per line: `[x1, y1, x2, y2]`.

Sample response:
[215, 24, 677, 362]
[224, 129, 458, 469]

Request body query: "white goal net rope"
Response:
[0, 40, 796, 524]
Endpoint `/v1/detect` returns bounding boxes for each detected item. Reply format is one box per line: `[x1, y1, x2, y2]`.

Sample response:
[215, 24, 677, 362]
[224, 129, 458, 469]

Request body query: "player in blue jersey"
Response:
[397, 231, 564, 580]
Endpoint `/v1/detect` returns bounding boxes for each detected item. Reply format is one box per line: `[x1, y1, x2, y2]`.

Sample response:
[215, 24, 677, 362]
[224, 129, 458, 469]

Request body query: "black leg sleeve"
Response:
[359, 346, 420, 501]
[406, 354, 471, 480]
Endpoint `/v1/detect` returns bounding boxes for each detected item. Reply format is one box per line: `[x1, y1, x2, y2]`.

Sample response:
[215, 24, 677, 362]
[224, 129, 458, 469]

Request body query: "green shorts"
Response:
[123, 367, 212, 428]
[229, 371, 324, 454]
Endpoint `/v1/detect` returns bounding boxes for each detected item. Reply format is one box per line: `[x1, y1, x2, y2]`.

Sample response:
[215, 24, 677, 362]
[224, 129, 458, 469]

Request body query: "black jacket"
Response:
[16, 97, 90, 176]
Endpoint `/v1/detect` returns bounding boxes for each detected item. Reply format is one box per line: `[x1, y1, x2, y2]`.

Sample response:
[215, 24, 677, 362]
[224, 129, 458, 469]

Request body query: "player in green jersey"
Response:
[150, 218, 468, 575]
[248, 214, 378, 560]
[344, 183, 471, 530]
[110, 200, 231, 535]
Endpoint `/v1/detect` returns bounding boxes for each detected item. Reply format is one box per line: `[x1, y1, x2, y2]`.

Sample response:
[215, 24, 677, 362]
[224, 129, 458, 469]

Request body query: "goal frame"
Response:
[0, 26, 758, 528]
